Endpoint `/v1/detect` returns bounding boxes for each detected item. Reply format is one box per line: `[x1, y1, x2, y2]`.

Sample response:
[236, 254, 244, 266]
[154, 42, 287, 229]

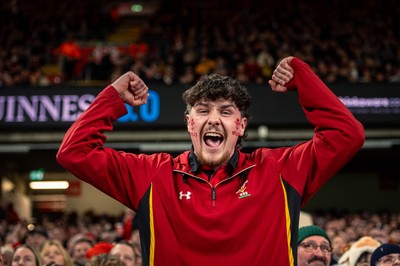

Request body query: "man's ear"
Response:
[240, 117, 248, 136]
[185, 114, 190, 130]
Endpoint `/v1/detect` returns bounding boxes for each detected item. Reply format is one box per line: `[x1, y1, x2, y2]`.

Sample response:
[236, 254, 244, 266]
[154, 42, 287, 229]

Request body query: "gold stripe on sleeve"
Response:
[149, 184, 155, 266]
[280, 176, 294, 266]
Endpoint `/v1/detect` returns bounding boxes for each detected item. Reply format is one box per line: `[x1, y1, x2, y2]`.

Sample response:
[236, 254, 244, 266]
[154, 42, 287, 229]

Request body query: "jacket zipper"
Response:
[175, 165, 256, 207]
[211, 187, 216, 207]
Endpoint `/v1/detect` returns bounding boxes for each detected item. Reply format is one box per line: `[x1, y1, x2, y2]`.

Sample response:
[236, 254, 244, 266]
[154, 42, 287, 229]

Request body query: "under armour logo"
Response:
[179, 191, 192, 200]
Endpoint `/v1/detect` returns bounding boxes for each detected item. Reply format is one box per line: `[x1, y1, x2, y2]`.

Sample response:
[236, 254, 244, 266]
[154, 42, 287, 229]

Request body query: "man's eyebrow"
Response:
[193, 102, 237, 109]
[194, 102, 209, 107]
[220, 103, 236, 109]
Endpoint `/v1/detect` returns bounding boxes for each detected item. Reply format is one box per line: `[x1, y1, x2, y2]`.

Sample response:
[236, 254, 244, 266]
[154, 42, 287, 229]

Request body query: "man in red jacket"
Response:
[57, 57, 365, 266]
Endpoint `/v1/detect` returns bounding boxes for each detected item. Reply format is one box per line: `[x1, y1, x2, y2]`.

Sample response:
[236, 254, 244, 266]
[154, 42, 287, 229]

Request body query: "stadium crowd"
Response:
[1, 0, 400, 265]
[1, 0, 400, 87]
[1, 203, 400, 266]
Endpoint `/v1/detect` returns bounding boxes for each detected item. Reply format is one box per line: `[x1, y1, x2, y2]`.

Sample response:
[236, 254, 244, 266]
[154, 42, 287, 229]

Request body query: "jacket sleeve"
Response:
[279, 58, 365, 206]
[56, 85, 162, 210]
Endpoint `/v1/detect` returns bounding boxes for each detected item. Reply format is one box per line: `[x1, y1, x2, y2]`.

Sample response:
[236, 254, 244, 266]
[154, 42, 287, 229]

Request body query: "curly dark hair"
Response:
[182, 74, 253, 147]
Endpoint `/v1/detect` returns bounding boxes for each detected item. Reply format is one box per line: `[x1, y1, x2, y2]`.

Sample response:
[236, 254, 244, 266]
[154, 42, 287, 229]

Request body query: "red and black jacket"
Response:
[57, 58, 364, 265]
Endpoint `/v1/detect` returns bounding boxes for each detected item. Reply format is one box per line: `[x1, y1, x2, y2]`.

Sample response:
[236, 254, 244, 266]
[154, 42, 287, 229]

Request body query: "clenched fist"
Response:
[112, 71, 150, 106]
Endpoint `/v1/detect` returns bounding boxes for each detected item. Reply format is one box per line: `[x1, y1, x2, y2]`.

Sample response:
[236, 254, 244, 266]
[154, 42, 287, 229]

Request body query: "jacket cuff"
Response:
[103, 85, 128, 119]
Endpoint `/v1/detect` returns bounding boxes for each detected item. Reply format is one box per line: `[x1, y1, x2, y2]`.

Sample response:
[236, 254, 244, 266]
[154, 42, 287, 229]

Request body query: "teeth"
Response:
[205, 132, 222, 137]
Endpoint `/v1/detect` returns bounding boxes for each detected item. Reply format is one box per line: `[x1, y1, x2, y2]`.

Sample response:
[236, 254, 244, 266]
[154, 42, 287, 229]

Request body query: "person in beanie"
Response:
[370, 243, 400, 266]
[298, 225, 332, 266]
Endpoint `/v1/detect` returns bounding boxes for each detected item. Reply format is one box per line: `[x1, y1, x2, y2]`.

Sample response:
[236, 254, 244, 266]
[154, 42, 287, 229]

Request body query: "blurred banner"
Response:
[1, 83, 399, 130]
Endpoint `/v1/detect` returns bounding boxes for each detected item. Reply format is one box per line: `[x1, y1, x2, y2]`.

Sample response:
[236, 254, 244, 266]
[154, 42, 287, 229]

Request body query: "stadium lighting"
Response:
[29, 181, 69, 190]
[131, 4, 143, 12]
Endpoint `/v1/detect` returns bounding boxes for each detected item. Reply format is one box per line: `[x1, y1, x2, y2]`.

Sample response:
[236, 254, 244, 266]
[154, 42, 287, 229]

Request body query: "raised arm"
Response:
[56, 72, 152, 209]
[269, 57, 365, 205]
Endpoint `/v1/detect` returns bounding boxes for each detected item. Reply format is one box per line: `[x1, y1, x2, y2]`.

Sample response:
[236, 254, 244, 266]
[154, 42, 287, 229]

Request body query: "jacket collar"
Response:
[188, 146, 239, 174]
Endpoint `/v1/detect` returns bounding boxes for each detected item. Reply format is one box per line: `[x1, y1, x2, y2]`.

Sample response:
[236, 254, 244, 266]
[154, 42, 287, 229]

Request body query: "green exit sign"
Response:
[29, 168, 45, 180]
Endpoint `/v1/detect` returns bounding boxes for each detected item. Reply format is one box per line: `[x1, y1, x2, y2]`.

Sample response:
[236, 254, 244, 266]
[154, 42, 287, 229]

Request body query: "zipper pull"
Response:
[211, 187, 216, 207]
[182, 173, 188, 183]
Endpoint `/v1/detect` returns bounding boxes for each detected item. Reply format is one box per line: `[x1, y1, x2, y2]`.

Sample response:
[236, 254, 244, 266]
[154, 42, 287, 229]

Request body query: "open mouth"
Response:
[203, 132, 224, 148]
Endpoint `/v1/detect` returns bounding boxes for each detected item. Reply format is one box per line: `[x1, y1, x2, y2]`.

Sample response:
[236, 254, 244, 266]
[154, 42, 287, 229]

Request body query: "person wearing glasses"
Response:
[370, 243, 400, 266]
[297, 225, 333, 266]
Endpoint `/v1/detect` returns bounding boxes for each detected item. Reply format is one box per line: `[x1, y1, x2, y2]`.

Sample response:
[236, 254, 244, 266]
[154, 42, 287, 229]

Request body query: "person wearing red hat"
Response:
[86, 242, 114, 260]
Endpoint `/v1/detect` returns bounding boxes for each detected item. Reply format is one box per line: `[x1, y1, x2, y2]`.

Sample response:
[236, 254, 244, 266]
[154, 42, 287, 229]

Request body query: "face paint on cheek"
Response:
[232, 130, 240, 136]
[189, 119, 198, 137]
[232, 118, 241, 136]
[235, 119, 241, 127]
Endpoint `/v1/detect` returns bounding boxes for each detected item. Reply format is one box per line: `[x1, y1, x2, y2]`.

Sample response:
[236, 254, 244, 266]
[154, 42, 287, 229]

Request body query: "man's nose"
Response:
[207, 119, 220, 126]
[207, 112, 221, 125]
[313, 247, 324, 256]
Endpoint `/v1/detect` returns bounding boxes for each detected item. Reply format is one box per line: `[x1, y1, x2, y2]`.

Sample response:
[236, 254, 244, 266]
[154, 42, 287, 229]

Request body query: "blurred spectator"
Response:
[129, 229, 141, 266]
[370, 243, 400, 266]
[235, 63, 249, 83]
[109, 241, 136, 266]
[9, 244, 42, 266]
[40, 240, 73, 266]
[370, 228, 390, 244]
[332, 232, 350, 262]
[1, 245, 14, 266]
[54, 33, 81, 81]
[389, 230, 400, 245]
[86, 242, 114, 260]
[24, 228, 48, 253]
[86, 254, 123, 266]
[179, 66, 196, 85]
[1, 208, 399, 266]
[161, 65, 176, 85]
[1, 0, 400, 86]
[121, 209, 136, 242]
[70, 238, 94, 266]
[337, 236, 380, 266]
[129, 40, 149, 61]
[243, 54, 263, 83]
[194, 54, 216, 76]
